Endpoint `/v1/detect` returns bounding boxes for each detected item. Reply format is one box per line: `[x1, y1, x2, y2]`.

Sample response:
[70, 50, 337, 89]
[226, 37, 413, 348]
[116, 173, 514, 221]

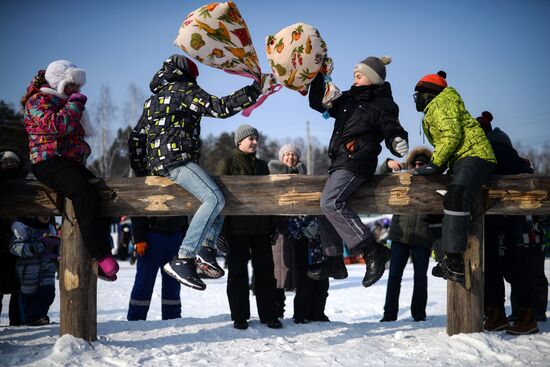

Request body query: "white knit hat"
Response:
[45, 60, 86, 94]
[0, 151, 20, 162]
[278, 143, 301, 162]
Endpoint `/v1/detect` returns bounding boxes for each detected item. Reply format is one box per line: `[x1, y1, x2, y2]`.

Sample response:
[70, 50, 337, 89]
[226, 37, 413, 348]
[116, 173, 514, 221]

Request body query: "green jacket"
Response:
[422, 87, 496, 169]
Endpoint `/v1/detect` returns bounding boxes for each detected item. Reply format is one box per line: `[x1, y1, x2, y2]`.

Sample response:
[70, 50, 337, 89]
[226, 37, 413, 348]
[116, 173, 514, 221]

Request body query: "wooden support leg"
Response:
[446, 192, 485, 335]
[59, 198, 97, 341]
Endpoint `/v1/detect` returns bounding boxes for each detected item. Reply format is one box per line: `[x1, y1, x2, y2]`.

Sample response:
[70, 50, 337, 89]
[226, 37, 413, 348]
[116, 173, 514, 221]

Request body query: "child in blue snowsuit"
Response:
[10, 217, 59, 325]
[127, 216, 189, 320]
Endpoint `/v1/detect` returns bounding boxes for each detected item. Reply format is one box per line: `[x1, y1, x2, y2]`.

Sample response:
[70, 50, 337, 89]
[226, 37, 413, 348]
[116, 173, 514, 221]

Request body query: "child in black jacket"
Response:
[308, 56, 409, 288]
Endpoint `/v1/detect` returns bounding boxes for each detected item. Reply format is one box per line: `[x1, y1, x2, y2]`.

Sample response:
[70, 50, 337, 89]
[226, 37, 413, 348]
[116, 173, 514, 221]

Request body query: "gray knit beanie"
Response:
[234, 124, 259, 146]
[354, 56, 392, 85]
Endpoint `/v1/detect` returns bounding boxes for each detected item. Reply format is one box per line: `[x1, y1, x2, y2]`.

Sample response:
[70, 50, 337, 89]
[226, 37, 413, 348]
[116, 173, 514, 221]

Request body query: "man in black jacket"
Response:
[308, 56, 409, 287]
[216, 124, 282, 330]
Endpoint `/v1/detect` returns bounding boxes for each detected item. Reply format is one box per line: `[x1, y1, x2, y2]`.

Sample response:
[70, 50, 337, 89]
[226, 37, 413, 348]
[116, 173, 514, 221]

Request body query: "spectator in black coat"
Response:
[478, 111, 541, 335]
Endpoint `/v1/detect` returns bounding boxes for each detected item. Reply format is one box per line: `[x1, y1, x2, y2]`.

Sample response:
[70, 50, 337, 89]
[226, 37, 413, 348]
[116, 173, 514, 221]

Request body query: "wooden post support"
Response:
[59, 198, 97, 341]
[447, 191, 485, 335]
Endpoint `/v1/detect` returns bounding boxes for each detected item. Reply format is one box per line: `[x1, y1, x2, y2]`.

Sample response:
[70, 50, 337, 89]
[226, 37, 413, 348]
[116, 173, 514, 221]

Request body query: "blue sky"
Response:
[1, 0, 549, 156]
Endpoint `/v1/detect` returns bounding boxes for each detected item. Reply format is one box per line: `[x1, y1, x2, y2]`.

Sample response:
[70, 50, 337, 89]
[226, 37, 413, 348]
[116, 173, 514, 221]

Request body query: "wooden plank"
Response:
[1, 174, 549, 217]
[59, 199, 97, 341]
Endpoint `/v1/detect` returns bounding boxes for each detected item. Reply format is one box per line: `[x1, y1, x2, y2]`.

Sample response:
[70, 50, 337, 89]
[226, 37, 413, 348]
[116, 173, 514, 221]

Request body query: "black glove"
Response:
[412, 162, 443, 175]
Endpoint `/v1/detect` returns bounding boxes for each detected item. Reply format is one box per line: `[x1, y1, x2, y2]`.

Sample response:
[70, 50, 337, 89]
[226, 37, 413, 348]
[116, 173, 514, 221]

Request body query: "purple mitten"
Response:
[68, 92, 87, 104]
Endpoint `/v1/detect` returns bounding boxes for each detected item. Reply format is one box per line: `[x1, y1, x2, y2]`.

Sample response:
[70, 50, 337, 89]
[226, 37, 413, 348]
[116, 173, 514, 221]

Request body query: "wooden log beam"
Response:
[447, 192, 485, 335]
[1, 174, 549, 217]
[59, 199, 97, 341]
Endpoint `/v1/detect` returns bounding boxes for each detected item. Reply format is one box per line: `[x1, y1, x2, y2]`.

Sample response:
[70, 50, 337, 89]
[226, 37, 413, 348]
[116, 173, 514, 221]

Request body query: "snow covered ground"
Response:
[1, 259, 549, 366]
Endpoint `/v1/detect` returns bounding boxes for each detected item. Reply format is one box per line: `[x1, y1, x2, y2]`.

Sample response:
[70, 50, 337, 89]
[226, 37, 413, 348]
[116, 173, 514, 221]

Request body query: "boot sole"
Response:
[196, 256, 225, 279]
[432, 263, 465, 283]
[362, 248, 391, 287]
[506, 326, 539, 335]
[196, 262, 224, 279]
[163, 263, 206, 291]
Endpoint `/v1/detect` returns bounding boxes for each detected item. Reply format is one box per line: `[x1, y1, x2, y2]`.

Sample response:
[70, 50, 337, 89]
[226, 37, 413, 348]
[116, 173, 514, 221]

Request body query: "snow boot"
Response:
[261, 318, 283, 329]
[484, 307, 509, 331]
[196, 246, 225, 279]
[360, 241, 391, 288]
[507, 308, 539, 335]
[163, 257, 206, 291]
[432, 253, 464, 283]
[233, 320, 249, 330]
[97, 255, 119, 282]
[307, 256, 348, 280]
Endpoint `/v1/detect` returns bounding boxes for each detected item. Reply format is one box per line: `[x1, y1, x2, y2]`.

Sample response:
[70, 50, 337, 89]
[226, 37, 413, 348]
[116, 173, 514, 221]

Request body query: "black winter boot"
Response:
[307, 256, 348, 280]
[432, 253, 464, 283]
[196, 246, 225, 279]
[360, 242, 391, 288]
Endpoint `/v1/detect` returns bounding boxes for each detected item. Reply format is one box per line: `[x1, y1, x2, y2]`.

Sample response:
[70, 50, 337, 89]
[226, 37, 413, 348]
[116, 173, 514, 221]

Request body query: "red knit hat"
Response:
[415, 70, 447, 94]
[185, 58, 199, 80]
[476, 111, 493, 134]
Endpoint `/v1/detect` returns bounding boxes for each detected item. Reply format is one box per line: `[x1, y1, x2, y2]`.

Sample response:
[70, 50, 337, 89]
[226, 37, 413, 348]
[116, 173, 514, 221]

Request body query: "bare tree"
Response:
[123, 83, 146, 177]
[123, 83, 145, 128]
[517, 142, 550, 175]
[89, 85, 117, 177]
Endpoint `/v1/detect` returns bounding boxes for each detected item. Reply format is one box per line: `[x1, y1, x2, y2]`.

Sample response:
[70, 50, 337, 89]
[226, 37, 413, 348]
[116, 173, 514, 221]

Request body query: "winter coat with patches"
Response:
[9, 219, 58, 295]
[24, 89, 90, 165]
[216, 149, 275, 235]
[129, 57, 261, 175]
[380, 147, 439, 248]
[309, 74, 408, 177]
[421, 87, 496, 169]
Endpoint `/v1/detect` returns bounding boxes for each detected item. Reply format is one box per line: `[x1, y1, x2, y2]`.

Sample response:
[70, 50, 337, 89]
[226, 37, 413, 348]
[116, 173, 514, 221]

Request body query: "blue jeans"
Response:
[167, 162, 225, 258]
[383, 241, 430, 320]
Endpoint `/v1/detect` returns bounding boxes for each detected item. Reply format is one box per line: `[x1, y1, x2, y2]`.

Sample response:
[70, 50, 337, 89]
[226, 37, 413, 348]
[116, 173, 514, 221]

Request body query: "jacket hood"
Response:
[149, 55, 195, 94]
[405, 146, 432, 169]
[487, 127, 512, 148]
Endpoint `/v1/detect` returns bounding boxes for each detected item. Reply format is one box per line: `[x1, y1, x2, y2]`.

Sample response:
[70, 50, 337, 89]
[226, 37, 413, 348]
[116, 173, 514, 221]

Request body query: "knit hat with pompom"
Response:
[354, 56, 391, 85]
[415, 70, 448, 94]
[476, 111, 494, 134]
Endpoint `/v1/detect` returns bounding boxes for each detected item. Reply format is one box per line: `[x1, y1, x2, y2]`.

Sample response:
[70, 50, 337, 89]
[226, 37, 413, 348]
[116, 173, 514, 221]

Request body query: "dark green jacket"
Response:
[216, 149, 275, 235]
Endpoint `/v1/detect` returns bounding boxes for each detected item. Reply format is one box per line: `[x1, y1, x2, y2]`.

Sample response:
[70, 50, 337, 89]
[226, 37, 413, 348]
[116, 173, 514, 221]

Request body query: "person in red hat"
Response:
[412, 71, 496, 283]
[129, 54, 262, 291]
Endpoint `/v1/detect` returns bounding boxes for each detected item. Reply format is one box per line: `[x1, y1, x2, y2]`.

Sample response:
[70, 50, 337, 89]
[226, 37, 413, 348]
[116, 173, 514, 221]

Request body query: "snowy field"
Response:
[1, 259, 549, 366]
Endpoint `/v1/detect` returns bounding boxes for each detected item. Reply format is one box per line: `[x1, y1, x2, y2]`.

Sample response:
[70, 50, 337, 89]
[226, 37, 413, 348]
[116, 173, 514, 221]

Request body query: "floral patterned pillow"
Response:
[266, 23, 341, 107]
[175, 1, 260, 81]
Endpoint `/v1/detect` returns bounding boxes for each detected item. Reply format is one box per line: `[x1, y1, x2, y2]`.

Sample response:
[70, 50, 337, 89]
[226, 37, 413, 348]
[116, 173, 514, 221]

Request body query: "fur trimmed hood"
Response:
[404, 146, 432, 169]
